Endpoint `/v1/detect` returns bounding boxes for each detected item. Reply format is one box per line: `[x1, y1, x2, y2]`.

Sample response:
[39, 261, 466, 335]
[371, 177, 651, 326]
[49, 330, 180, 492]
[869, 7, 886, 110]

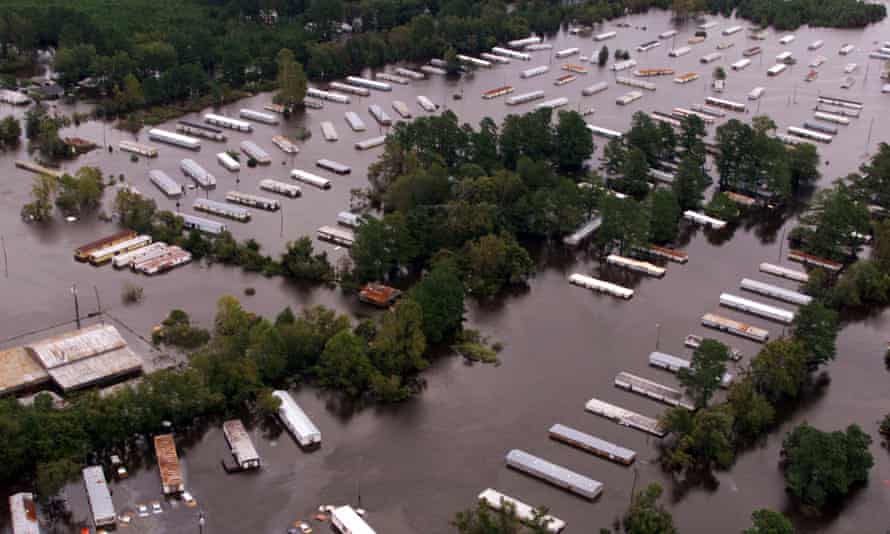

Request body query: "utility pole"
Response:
[655, 323, 661, 350]
[778, 227, 787, 263]
[1, 235, 7, 278]
[71, 284, 81, 329]
[865, 117, 875, 157]
[629, 467, 639, 504]
[93, 285, 103, 323]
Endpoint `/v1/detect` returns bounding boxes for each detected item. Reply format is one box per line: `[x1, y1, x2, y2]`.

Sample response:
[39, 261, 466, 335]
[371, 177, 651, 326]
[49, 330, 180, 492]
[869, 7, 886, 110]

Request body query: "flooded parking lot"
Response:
[2, 9, 890, 533]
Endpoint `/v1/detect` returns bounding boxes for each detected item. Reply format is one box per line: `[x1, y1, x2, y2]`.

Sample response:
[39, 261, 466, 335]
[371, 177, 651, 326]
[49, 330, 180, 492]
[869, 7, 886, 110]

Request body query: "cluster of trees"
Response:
[0, 115, 20, 147]
[792, 145, 890, 309]
[658, 300, 855, 512]
[348, 109, 595, 296]
[715, 117, 820, 204]
[113, 189, 335, 281]
[715, 0, 886, 30]
[22, 166, 105, 221]
[802, 218, 890, 310]
[191, 293, 447, 406]
[781, 423, 873, 510]
[24, 103, 70, 159]
[151, 309, 210, 349]
[598, 113, 709, 249]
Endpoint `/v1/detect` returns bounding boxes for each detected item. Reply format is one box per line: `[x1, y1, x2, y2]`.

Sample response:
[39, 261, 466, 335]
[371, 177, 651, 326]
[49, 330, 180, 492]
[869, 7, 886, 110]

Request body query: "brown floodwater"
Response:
[2, 9, 890, 534]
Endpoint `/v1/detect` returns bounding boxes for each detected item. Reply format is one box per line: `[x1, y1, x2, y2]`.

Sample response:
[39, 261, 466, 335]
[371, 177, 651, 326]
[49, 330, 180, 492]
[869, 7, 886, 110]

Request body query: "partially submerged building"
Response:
[8, 492, 40, 534]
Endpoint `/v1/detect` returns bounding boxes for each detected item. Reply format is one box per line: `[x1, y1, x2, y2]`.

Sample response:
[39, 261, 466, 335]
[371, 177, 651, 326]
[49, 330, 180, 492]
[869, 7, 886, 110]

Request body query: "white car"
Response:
[182, 491, 197, 507]
[151, 501, 163, 514]
[137, 504, 149, 518]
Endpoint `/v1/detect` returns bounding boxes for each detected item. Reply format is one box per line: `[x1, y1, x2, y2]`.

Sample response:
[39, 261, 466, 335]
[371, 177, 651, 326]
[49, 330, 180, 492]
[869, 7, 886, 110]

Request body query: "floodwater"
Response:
[2, 9, 890, 534]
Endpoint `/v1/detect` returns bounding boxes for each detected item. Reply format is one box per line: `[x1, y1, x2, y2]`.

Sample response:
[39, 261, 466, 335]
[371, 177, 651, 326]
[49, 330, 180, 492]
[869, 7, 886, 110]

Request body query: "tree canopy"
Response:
[781, 423, 874, 510]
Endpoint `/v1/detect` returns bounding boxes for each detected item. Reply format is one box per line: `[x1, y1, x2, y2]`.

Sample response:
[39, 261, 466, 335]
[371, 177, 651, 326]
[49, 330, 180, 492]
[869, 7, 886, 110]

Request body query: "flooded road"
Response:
[2, 9, 890, 533]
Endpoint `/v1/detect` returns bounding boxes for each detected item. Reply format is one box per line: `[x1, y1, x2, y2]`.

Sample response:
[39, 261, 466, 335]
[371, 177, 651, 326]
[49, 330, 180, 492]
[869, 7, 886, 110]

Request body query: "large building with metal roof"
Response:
[0, 324, 143, 396]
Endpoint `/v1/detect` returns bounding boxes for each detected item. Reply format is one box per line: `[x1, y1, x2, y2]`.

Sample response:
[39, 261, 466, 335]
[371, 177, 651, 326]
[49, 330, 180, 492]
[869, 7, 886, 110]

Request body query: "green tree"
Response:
[672, 0, 706, 19]
[795, 183, 871, 260]
[660, 405, 736, 472]
[705, 192, 740, 221]
[35, 458, 82, 503]
[444, 46, 462, 76]
[371, 298, 428, 378]
[410, 258, 465, 345]
[623, 483, 678, 534]
[316, 330, 374, 397]
[246, 320, 287, 384]
[114, 189, 156, 233]
[792, 301, 839, 369]
[596, 195, 650, 254]
[554, 110, 594, 175]
[872, 218, 890, 271]
[54, 167, 105, 216]
[0, 115, 21, 147]
[112, 73, 144, 112]
[678, 114, 707, 162]
[273, 48, 307, 110]
[788, 143, 820, 192]
[598, 45, 610, 67]
[21, 174, 56, 222]
[727, 378, 775, 444]
[673, 154, 710, 210]
[616, 146, 650, 199]
[603, 137, 627, 176]
[750, 339, 808, 403]
[349, 215, 399, 283]
[781, 423, 874, 509]
[649, 189, 681, 244]
[678, 339, 730, 408]
[743, 509, 795, 534]
[461, 233, 534, 297]
[54, 43, 97, 86]
[280, 237, 334, 282]
[850, 142, 890, 210]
